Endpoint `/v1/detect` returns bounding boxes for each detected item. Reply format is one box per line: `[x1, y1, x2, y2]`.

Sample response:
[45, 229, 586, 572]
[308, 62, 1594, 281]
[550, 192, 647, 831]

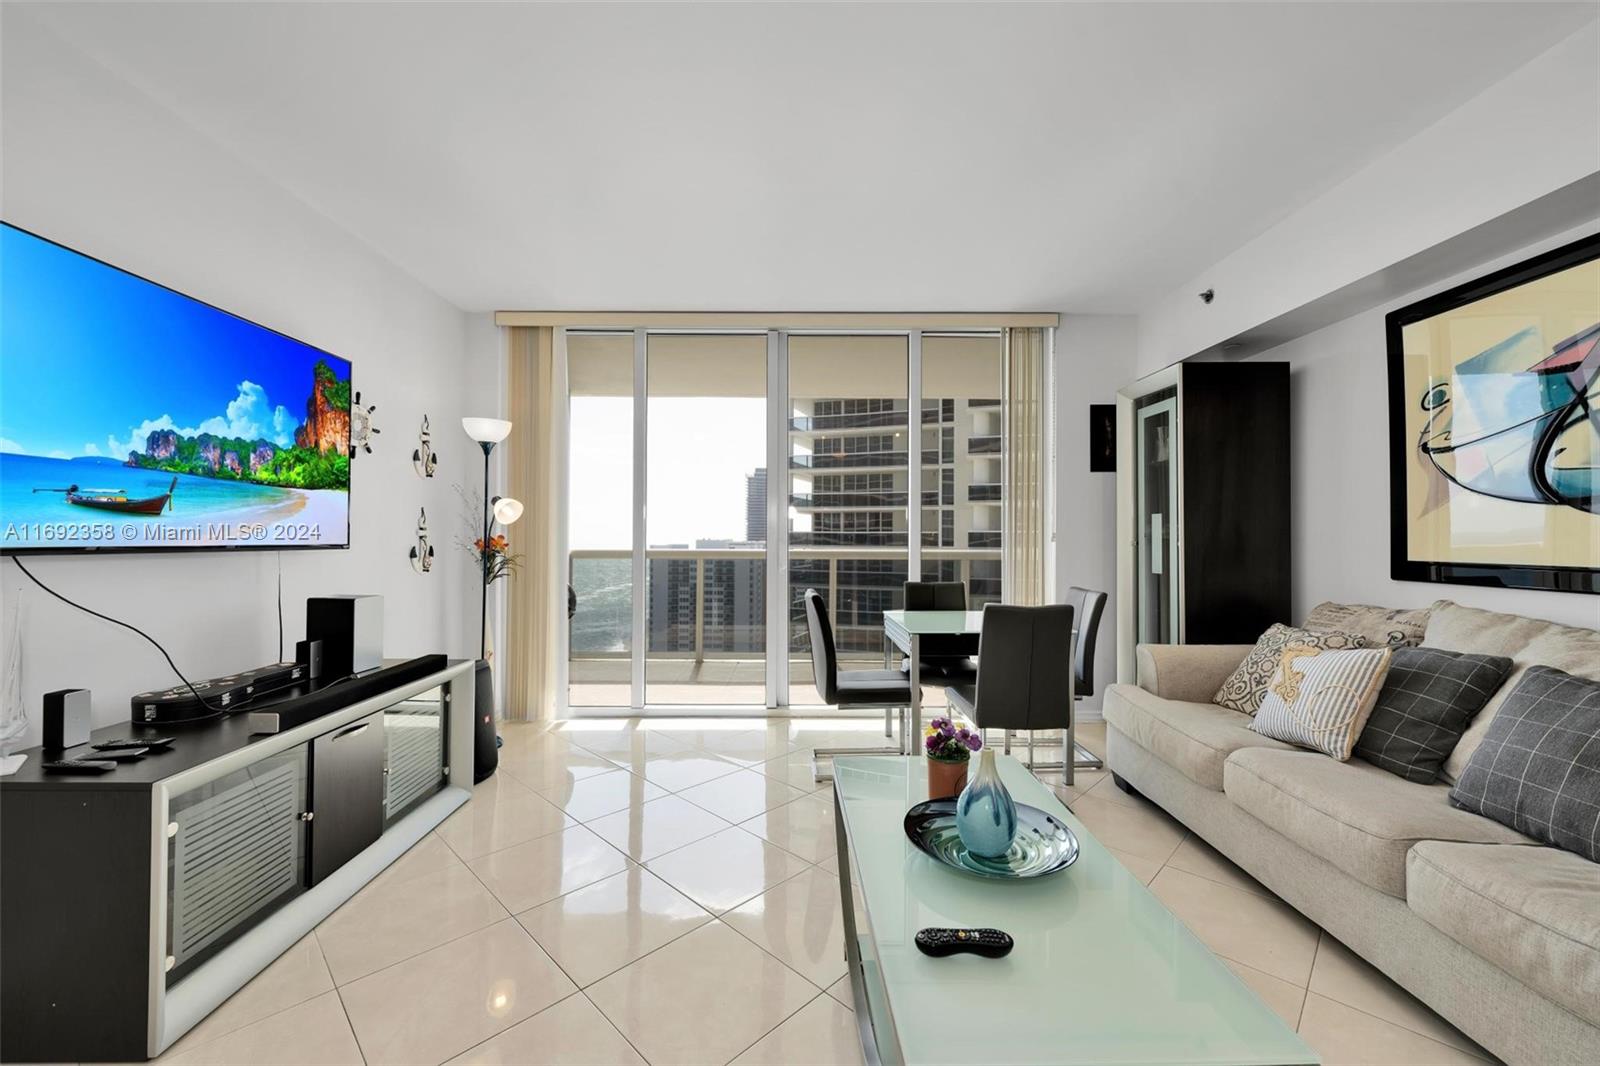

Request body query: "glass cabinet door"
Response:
[166, 745, 308, 983]
[383, 684, 447, 825]
[1135, 390, 1179, 645]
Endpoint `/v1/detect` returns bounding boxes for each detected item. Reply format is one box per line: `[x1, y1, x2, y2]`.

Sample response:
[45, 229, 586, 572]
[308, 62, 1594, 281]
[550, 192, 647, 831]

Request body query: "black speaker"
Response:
[295, 638, 324, 680]
[43, 688, 91, 751]
[306, 595, 383, 679]
[473, 660, 498, 783]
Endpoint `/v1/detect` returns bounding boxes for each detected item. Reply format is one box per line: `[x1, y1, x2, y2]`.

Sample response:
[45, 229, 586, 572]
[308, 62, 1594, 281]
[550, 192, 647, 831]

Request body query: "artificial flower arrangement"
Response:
[925, 715, 982, 798]
[471, 533, 518, 586]
[925, 716, 983, 761]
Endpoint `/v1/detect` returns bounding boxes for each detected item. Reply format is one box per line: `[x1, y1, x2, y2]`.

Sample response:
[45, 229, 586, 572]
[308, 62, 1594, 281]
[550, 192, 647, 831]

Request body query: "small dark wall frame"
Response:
[1386, 232, 1599, 596]
[1089, 404, 1116, 472]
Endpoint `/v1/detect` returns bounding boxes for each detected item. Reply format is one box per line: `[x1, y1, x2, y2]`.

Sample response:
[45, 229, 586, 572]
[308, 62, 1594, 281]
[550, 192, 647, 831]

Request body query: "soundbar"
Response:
[247, 654, 449, 734]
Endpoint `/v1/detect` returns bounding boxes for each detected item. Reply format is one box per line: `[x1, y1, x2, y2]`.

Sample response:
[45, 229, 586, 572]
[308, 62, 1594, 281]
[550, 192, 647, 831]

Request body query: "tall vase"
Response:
[484, 612, 495, 670]
[955, 748, 1018, 859]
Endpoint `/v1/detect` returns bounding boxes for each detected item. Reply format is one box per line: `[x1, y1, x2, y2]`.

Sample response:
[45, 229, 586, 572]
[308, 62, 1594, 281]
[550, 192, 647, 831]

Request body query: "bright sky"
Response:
[569, 396, 766, 548]
[1, 224, 348, 459]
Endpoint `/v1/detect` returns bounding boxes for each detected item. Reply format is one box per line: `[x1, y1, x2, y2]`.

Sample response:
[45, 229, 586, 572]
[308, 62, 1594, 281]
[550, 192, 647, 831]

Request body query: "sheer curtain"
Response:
[1002, 327, 1047, 606]
[503, 326, 564, 721]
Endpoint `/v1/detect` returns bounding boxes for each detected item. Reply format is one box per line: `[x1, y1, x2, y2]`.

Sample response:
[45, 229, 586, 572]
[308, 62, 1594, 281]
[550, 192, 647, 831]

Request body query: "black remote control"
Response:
[915, 928, 1014, 958]
[85, 746, 149, 761]
[42, 758, 118, 775]
[97, 737, 174, 751]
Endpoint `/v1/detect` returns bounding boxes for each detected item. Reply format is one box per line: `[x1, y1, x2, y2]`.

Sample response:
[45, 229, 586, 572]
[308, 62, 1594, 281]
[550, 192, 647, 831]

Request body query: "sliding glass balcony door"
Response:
[645, 335, 767, 705]
[787, 335, 910, 706]
[921, 334, 1005, 608]
[566, 334, 634, 708]
[563, 327, 1006, 713]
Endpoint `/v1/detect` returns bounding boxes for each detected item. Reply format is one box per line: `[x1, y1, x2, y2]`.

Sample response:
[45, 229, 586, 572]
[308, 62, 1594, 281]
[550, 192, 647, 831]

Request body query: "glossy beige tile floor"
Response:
[145, 717, 1500, 1066]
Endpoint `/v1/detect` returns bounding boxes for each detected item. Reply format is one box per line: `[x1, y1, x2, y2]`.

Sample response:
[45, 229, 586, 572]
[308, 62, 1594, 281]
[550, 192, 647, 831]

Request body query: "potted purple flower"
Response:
[925, 716, 983, 799]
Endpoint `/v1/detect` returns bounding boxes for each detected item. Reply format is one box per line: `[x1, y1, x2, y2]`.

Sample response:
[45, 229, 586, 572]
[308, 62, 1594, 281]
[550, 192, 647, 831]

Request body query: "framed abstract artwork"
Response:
[1387, 233, 1599, 595]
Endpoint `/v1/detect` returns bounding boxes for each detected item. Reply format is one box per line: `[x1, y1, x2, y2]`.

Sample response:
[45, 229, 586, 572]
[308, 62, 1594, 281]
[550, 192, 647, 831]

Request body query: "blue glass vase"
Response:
[956, 748, 1018, 859]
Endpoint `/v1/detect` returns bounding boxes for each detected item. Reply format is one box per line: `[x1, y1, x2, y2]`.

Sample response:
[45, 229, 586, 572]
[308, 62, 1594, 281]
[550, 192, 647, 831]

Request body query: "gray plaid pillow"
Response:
[1355, 648, 1511, 783]
[1450, 665, 1600, 863]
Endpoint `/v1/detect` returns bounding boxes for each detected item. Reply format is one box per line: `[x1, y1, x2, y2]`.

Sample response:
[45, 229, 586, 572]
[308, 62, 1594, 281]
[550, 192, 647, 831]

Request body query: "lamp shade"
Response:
[492, 496, 525, 525]
[462, 417, 513, 443]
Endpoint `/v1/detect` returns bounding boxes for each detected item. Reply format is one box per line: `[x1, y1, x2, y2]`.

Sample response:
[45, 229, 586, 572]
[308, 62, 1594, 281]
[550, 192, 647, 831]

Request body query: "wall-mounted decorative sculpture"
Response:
[409, 507, 434, 573]
[413, 415, 438, 478]
[350, 390, 380, 457]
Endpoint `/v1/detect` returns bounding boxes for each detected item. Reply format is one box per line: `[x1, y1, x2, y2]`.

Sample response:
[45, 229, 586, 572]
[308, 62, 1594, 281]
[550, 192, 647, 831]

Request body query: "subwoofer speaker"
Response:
[473, 660, 498, 783]
[305, 595, 383, 679]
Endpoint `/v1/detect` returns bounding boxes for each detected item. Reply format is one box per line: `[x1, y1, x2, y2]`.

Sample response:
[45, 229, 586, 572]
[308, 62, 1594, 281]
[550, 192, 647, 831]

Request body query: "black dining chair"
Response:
[899, 581, 981, 682]
[1005, 586, 1108, 775]
[803, 589, 914, 779]
[1064, 586, 1108, 771]
[943, 603, 1075, 772]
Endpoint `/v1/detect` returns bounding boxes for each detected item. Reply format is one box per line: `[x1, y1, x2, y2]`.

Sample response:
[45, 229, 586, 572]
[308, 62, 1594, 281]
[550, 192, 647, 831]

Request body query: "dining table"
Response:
[881, 607, 1084, 784]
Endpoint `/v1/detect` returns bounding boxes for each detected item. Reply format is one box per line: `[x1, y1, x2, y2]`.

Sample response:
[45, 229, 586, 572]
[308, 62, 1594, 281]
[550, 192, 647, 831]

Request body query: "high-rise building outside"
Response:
[745, 468, 767, 543]
[788, 394, 1003, 651]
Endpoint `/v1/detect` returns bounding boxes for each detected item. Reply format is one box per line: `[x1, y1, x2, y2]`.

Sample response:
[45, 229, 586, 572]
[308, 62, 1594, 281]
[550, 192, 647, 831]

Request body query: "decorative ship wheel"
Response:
[349, 391, 380, 457]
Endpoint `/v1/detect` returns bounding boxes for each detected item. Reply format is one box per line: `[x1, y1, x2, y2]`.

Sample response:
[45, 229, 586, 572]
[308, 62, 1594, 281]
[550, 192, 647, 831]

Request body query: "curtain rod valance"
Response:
[494, 311, 1059, 329]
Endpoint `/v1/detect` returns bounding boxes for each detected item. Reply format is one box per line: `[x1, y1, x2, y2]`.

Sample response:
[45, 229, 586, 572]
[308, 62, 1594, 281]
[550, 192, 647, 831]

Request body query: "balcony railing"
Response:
[968, 435, 1002, 455]
[786, 405, 993, 432]
[790, 532, 907, 547]
[968, 531, 1002, 548]
[789, 491, 907, 508]
[790, 451, 943, 470]
[790, 452, 904, 470]
[788, 490, 941, 509]
[570, 546, 1002, 663]
[789, 410, 906, 432]
[968, 483, 1002, 501]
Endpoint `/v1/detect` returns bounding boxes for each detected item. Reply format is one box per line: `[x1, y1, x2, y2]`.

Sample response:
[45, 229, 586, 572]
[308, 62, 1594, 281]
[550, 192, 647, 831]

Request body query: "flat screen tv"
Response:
[1, 223, 351, 553]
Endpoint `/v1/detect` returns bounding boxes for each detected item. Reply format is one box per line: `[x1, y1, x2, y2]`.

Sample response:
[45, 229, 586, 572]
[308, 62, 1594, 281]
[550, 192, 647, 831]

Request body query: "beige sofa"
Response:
[1102, 602, 1600, 1066]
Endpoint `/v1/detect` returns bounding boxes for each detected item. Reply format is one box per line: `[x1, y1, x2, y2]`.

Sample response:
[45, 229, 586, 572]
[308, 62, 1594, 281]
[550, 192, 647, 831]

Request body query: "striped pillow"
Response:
[1249, 646, 1394, 760]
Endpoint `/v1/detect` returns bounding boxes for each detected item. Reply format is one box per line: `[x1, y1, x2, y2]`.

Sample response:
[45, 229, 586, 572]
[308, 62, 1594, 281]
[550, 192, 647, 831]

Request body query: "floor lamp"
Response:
[462, 417, 520, 779]
[462, 417, 516, 659]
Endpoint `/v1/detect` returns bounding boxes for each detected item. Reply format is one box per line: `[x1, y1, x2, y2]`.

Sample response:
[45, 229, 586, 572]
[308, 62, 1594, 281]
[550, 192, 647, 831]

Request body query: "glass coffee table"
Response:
[831, 755, 1317, 1066]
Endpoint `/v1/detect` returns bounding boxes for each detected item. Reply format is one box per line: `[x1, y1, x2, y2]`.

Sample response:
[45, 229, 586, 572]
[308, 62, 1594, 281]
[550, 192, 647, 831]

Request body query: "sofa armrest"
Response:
[1135, 643, 1253, 703]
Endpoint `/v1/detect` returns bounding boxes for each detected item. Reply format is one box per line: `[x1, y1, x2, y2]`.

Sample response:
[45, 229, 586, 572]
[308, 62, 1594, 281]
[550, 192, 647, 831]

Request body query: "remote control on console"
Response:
[96, 737, 174, 751]
[914, 928, 1014, 958]
[84, 746, 149, 761]
[42, 758, 118, 775]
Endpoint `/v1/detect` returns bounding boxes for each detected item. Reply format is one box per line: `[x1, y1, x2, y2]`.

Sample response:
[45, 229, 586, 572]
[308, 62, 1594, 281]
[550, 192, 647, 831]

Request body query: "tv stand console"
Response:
[0, 657, 477, 1062]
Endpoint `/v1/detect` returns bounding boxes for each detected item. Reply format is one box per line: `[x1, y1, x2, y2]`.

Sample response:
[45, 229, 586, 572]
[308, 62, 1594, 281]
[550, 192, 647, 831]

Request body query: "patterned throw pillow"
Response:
[1450, 666, 1600, 863]
[1249, 647, 1394, 760]
[1354, 648, 1512, 784]
[1302, 601, 1430, 647]
[1213, 624, 1372, 715]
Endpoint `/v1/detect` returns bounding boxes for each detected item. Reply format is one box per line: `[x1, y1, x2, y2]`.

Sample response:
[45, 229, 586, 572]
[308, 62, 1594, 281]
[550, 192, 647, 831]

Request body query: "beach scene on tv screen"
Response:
[0, 225, 351, 550]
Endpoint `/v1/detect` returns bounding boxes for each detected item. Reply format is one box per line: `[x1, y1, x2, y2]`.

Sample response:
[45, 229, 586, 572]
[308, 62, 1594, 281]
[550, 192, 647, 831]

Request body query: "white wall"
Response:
[1249, 224, 1600, 632]
[1137, 19, 1600, 377]
[1, 15, 488, 750]
[1053, 315, 1137, 711]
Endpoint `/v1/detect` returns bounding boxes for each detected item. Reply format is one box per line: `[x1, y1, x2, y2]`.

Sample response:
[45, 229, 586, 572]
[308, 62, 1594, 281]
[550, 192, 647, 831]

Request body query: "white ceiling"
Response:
[12, 2, 1597, 314]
